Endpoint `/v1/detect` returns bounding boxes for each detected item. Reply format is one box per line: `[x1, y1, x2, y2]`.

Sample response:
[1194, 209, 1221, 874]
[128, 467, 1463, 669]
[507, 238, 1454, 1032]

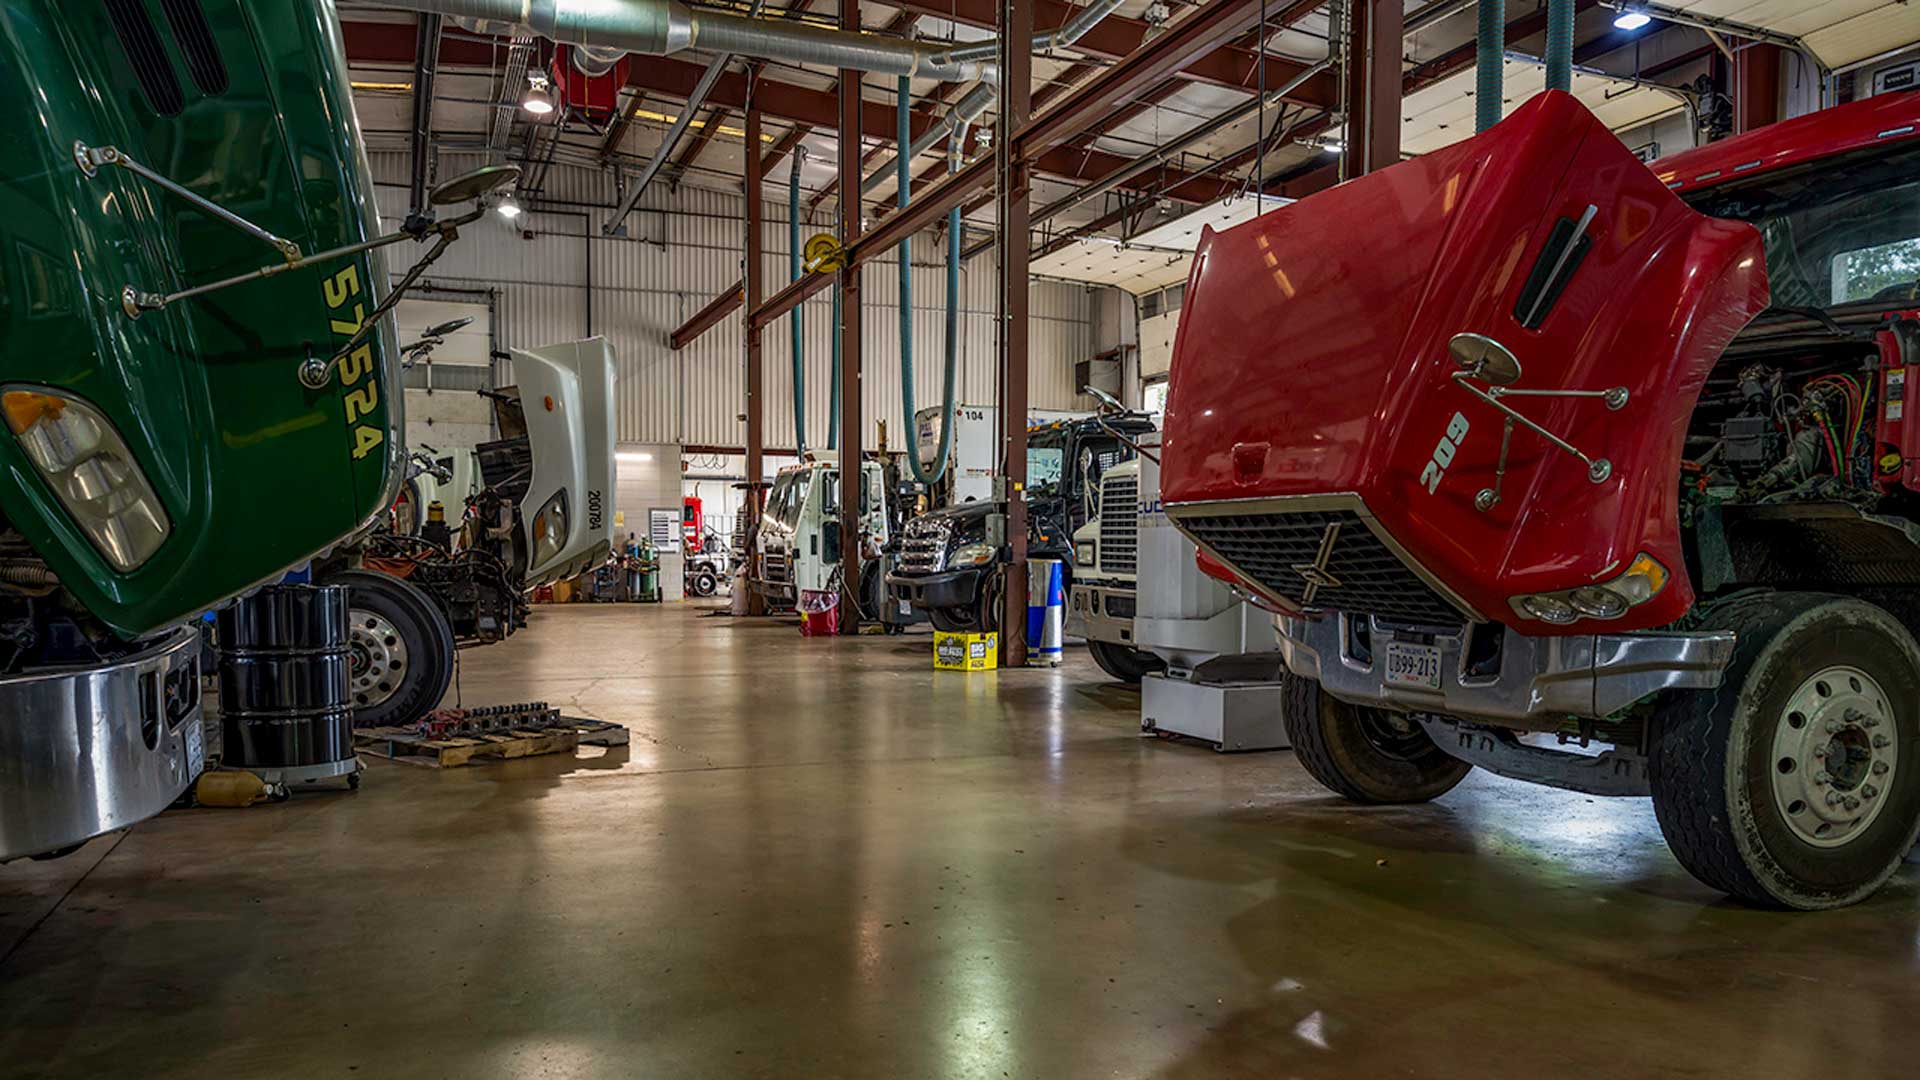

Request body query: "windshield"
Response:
[765, 473, 805, 530]
[1027, 446, 1065, 497]
[1686, 144, 1920, 309]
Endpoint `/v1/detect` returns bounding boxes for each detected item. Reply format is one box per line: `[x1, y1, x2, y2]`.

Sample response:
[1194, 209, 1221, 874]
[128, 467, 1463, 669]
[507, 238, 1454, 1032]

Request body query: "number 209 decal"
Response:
[1420, 412, 1469, 494]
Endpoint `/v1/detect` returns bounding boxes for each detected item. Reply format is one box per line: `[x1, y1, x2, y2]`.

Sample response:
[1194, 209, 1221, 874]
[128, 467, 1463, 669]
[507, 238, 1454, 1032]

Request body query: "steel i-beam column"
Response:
[1344, 0, 1403, 177]
[744, 87, 769, 615]
[997, 0, 1033, 665]
[836, 0, 866, 633]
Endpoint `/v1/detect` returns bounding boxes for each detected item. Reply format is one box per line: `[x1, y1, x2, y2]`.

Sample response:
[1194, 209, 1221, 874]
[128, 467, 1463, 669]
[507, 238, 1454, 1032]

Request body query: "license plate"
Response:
[899, 599, 912, 616]
[184, 720, 206, 777]
[1384, 641, 1443, 691]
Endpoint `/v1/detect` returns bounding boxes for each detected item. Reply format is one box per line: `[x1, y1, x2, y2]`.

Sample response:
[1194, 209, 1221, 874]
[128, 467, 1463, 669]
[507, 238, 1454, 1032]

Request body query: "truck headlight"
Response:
[3, 388, 170, 571]
[950, 543, 996, 568]
[1075, 540, 1096, 565]
[530, 490, 570, 566]
[1512, 553, 1670, 625]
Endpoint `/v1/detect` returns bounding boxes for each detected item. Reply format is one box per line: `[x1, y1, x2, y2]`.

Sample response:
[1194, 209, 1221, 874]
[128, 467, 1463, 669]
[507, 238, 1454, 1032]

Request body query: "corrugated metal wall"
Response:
[370, 152, 1096, 452]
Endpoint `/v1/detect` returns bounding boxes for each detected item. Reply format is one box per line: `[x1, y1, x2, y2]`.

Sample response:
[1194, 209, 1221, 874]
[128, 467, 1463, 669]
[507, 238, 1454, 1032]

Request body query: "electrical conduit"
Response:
[789, 147, 807, 457]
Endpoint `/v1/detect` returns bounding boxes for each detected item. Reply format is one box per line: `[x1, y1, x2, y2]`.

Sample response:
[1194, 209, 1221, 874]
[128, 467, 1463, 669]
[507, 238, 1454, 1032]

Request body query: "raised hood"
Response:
[516, 338, 616, 588]
[1161, 92, 1769, 632]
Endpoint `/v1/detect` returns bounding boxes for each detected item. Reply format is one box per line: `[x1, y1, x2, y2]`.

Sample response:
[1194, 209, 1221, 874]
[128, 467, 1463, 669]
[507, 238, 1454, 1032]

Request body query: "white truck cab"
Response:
[1068, 459, 1164, 682]
[755, 455, 890, 606]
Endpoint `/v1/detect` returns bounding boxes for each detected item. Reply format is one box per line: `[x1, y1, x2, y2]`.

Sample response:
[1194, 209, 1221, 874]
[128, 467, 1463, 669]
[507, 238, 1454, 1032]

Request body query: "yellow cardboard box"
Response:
[933, 631, 998, 672]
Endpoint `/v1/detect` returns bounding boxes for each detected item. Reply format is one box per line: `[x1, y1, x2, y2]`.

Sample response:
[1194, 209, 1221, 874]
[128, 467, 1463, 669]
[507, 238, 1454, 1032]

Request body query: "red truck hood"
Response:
[1160, 92, 1769, 632]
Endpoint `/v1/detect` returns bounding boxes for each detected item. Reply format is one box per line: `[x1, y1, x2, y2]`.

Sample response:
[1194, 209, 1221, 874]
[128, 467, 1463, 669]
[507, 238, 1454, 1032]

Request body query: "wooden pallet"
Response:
[353, 726, 581, 768]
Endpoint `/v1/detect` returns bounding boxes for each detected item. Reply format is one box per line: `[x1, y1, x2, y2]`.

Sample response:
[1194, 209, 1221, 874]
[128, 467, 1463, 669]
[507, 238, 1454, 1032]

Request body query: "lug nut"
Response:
[1845, 796, 1861, 811]
[1862, 716, 1881, 729]
[1814, 746, 1830, 758]
[1874, 734, 1892, 749]
[1863, 785, 1880, 799]
[1814, 772, 1831, 786]
[1827, 791, 1845, 806]
[1826, 719, 1845, 734]
[1873, 761, 1890, 776]
[1845, 708, 1865, 722]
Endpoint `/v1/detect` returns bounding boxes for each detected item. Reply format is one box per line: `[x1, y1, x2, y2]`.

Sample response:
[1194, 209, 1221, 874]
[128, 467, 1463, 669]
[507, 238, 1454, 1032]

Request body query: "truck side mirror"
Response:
[1448, 333, 1523, 385]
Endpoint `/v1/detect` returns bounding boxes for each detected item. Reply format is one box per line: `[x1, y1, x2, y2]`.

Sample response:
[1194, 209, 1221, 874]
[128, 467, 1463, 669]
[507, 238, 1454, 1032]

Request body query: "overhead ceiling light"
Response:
[522, 75, 555, 116]
[1320, 138, 1345, 155]
[1613, 6, 1653, 30]
[497, 197, 522, 220]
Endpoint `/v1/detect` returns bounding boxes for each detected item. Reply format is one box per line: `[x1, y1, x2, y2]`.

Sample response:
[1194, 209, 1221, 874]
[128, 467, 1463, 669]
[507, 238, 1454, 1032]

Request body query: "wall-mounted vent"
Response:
[160, 0, 229, 97]
[104, 0, 184, 116]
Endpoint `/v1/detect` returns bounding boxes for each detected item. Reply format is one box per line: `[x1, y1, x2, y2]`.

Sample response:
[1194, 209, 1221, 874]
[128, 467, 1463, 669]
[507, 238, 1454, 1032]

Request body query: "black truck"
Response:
[887, 412, 1155, 632]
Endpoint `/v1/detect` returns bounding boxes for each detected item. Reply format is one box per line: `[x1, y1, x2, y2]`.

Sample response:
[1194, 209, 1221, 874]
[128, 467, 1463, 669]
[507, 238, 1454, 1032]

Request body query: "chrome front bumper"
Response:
[1068, 582, 1135, 646]
[0, 626, 204, 860]
[1280, 613, 1735, 725]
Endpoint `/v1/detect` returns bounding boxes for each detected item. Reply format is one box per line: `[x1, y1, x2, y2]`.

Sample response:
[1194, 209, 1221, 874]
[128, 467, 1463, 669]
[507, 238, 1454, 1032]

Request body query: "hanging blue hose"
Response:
[897, 75, 960, 487]
[1544, 0, 1573, 94]
[828, 284, 841, 449]
[1476, 0, 1505, 133]
[788, 155, 806, 457]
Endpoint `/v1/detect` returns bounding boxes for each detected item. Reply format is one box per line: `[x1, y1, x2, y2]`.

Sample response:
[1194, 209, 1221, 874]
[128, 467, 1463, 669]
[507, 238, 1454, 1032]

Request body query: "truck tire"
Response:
[689, 567, 718, 597]
[1281, 673, 1471, 803]
[1088, 640, 1165, 684]
[1646, 593, 1920, 910]
[930, 572, 1001, 634]
[323, 569, 456, 729]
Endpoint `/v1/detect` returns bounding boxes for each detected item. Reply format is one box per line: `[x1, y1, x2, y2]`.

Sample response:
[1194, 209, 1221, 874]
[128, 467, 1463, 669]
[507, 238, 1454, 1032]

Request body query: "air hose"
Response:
[1544, 0, 1573, 94]
[1476, 0, 1505, 133]
[790, 148, 842, 451]
[898, 75, 960, 487]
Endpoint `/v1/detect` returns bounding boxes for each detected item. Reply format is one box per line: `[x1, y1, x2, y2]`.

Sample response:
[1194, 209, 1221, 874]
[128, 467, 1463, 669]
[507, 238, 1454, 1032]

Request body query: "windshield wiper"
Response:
[1760, 304, 1877, 341]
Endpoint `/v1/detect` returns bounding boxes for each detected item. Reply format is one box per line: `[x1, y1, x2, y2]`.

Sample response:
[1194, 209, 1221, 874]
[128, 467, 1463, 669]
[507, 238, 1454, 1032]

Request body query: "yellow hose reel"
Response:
[802, 233, 846, 274]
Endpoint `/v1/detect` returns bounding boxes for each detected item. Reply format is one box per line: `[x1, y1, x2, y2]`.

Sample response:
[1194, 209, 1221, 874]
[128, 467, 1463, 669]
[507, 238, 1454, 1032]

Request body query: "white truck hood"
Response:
[513, 338, 617, 587]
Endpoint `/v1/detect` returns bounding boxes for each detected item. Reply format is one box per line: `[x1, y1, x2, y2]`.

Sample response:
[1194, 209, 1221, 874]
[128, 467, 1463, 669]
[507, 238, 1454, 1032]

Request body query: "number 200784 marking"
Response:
[1419, 412, 1469, 495]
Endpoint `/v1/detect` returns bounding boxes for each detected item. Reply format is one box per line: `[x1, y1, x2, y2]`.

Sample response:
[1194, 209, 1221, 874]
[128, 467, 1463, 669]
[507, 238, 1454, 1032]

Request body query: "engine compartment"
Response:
[1679, 310, 1920, 601]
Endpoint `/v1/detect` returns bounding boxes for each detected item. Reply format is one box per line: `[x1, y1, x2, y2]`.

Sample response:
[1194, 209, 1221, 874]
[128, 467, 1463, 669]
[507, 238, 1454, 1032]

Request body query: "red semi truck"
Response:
[1163, 89, 1920, 909]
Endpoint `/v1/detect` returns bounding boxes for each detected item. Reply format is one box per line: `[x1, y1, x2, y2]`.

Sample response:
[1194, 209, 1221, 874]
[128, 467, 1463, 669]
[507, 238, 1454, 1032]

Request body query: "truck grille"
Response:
[763, 550, 790, 584]
[897, 516, 953, 574]
[1177, 508, 1466, 627]
[1096, 475, 1138, 575]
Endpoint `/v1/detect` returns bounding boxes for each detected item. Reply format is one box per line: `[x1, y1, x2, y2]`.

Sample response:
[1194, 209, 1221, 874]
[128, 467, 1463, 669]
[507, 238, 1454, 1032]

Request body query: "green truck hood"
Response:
[0, 0, 402, 637]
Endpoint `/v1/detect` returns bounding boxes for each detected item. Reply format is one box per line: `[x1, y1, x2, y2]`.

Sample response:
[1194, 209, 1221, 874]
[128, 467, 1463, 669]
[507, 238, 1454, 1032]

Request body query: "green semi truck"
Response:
[0, 0, 510, 859]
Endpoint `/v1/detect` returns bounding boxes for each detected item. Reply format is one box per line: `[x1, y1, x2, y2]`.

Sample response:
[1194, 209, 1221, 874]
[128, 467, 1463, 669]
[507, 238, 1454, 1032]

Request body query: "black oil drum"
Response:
[216, 584, 354, 776]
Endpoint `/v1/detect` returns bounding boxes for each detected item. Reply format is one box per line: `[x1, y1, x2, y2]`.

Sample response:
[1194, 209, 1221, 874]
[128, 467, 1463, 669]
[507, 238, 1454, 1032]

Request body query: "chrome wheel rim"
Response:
[347, 609, 409, 709]
[1769, 665, 1897, 848]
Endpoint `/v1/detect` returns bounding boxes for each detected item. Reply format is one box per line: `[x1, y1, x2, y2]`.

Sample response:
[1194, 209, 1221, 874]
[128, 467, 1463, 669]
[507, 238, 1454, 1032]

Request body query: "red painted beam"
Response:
[341, 21, 949, 149]
[1015, 0, 1275, 160]
[890, 0, 1334, 103]
[670, 281, 744, 351]
[751, 153, 995, 332]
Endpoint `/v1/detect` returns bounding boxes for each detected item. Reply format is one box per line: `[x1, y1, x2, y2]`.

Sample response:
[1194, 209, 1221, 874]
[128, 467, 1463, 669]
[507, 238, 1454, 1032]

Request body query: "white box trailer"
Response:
[914, 404, 1088, 505]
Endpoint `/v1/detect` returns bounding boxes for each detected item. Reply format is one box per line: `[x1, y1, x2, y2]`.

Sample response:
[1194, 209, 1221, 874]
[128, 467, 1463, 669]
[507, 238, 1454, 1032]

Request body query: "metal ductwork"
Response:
[931, 0, 1127, 64]
[857, 0, 1127, 196]
[390, 0, 995, 81]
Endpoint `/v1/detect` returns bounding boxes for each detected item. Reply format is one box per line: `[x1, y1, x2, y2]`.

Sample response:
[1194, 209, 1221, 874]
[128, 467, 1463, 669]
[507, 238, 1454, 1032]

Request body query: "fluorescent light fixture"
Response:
[1613, 7, 1652, 30]
[522, 75, 555, 116]
[1321, 138, 1345, 154]
[496, 197, 522, 220]
[616, 451, 654, 463]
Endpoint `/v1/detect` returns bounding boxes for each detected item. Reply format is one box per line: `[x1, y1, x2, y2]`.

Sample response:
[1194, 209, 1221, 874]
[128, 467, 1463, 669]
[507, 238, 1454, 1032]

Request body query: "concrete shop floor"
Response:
[3, 604, 1919, 1079]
